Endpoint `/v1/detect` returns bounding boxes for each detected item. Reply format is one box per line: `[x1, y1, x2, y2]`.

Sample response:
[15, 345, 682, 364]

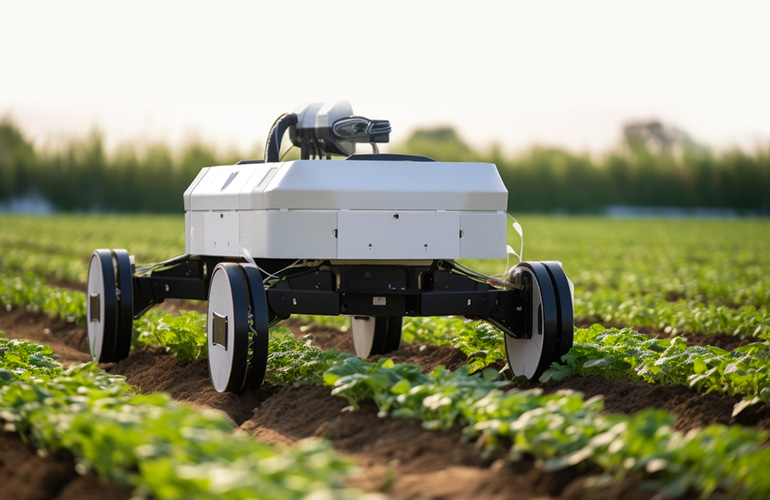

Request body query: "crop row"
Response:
[324, 357, 770, 499]
[4, 270, 770, 411]
[3, 266, 770, 497]
[550, 218, 768, 307]
[0, 271, 85, 323]
[3, 247, 766, 340]
[140, 318, 770, 498]
[0, 215, 184, 262]
[541, 324, 770, 415]
[576, 289, 769, 338]
[2, 215, 770, 339]
[0, 245, 87, 283]
[469, 217, 770, 337]
[0, 335, 372, 500]
[402, 316, 770, 413]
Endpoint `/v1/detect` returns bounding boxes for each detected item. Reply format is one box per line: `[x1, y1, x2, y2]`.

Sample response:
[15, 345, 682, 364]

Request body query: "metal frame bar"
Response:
[130, 256, 532, 339]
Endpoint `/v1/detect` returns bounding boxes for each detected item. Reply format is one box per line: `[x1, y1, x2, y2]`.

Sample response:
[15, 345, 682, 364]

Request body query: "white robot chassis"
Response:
[86, 102, 574, 393]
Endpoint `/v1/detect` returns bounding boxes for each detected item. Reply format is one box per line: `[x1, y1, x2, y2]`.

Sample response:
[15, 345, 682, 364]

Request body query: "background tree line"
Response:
[1, 117, 768, 214]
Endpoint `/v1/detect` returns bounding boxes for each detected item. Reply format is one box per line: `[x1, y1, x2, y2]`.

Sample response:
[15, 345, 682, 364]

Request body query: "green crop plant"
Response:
[109, 314, 770, 498]
[3, 214, 770, 339]
[0, 245, 87, 283]
[542, 324, 770, 415]
[133, 311, 207, 361]
[324, 355, 770, 499]
[0, 334, 370, 500]
[0, 271, 85, 323]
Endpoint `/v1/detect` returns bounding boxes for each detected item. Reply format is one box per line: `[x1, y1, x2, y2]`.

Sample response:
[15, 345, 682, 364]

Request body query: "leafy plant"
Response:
[401, 316, 506, 372]
[134, 311, 207, 361]
[0, 336, 364, 500]
[542, 324, 770, 415]
[0, 271, 85, 324]
[266, 329, 356, 386]
[3, 215, 770, 339]
[140, 314, 770, 498]
[324, 352, 770, 499]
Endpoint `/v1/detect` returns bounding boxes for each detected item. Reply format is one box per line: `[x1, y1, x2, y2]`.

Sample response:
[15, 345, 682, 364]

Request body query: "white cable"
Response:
[505, 213, 524, 275]
[261, 259, 305, 284]
[240, 247, 257, 268]
[451, 261, 523, 290]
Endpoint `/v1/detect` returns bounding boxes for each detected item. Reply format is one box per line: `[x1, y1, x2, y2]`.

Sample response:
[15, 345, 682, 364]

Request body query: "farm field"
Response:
[2, 214, 770, 499]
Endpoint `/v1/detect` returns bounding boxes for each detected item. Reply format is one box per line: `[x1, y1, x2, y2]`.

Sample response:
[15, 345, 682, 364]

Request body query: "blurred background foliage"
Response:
[1, 117, 768, 214]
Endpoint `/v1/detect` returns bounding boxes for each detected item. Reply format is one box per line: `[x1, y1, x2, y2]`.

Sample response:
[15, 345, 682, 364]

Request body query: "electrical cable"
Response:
[506, 212, 524, 267]
[134, 253, 192, 276]
[264, 113, 287, 162]
[264, 113, 298, 163]
[260, 259, 325, 285]
[261, 259, 303, 283]
[279, 144, 296, 161]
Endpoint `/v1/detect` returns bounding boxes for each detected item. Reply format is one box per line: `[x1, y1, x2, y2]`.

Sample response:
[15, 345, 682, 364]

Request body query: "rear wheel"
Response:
[504, 261, 565, 380]
[241, 265, 270, 391]
[350, 316, 402, 358]
[112, 249, 134, 361]
[87, 250, 117, 362]
[541, 261, 574, 357]
[87, 249, 134, 362]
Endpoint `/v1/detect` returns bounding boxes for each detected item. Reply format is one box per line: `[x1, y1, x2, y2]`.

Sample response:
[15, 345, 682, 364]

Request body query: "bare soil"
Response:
[0, 432, 132, 500]
[3, 308, 767, 499]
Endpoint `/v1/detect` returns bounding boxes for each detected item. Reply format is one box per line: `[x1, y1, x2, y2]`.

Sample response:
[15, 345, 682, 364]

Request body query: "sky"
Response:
[2, 0, 769, 156]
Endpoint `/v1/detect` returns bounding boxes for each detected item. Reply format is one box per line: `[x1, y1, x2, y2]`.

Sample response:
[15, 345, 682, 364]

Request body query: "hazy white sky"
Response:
[2, 0, 769, 155]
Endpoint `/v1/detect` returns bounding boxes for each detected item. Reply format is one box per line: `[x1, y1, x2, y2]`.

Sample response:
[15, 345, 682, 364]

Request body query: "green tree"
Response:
[0, 118, 38, 200]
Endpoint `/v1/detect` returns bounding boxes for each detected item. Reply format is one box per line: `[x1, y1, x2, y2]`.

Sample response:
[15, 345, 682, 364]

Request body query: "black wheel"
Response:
[87, 249, 134, 363]
[207, 263, 270, 393]
[112, 249, 134, 361]
[240, 265, 270, 391]
[207, 263, 249, 393]
[87, 249, 118, 362]
[541, 261, 574, 357]
[350, 316, 402, 358]
[504, 261, 562, 380]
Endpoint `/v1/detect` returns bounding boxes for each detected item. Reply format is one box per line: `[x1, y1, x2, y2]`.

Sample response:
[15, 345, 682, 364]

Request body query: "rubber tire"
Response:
[87, 249, 118, 362]
[504, 262, 562, 380]
[112, 249, 134, 362]
[240, 265, 270, 391]
[541, 261, 574, 357]
[350, 316, 402, 358]
[207, 263, 250, 393]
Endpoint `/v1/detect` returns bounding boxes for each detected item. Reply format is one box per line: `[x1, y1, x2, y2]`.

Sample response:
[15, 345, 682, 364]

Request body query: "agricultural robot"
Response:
[86, 102, 574, 393]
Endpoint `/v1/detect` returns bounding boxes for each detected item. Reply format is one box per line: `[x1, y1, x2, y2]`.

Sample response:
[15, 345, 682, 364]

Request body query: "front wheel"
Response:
[504, 261, 573, 380]
[207, 263, 269, 393]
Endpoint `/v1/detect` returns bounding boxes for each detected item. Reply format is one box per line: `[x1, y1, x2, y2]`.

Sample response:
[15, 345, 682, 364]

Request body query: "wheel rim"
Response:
[504, 262, 561, 380]
[87, 249, 117, 362]
[351, 316, 376, 357]
[351, 316, 402, 357]
[207, 263, 249, 393]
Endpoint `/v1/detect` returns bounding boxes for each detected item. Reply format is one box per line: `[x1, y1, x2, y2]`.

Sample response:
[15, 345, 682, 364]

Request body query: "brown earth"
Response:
[0, 432, 132, 500]
[3, 308, 767, 499]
